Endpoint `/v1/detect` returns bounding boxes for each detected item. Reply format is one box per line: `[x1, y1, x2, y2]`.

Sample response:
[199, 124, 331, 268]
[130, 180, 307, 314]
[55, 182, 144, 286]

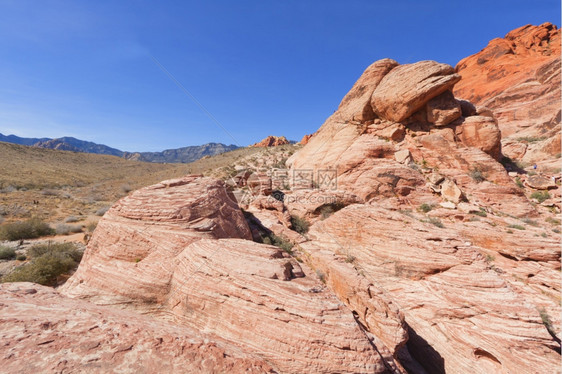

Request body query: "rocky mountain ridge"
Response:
[0, 133, 239, 163]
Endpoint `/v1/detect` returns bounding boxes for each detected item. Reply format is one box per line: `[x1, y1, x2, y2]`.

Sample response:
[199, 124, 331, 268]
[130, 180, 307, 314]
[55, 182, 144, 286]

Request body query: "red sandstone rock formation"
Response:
[0, 282, 275, 373]
[454, 23, 561, 164]
[300, 133, 313, 144]
[251, 135, 290, 147]
[57, 175, 395, 373]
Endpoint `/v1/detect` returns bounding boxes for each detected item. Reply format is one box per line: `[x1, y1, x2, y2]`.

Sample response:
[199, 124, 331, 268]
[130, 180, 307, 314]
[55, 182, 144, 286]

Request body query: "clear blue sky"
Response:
[0, 0, 559, 151]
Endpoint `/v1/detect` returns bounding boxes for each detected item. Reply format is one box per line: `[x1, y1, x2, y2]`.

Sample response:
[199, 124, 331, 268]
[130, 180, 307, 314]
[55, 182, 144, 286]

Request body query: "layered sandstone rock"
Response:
[287, 58, 525, 216]
[0, 282, 275, 373]
[371, 61, 461, 122]
[298, 205, 561, 374]
[454, 23, 561, 164]
[59, 175, 394, 373]
[251, 135, 290, 147]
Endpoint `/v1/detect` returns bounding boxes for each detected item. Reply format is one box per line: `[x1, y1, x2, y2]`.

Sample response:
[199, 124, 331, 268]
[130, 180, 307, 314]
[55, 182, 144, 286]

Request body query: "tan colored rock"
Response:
[426, 90, 462, 126]
[440, 179, 464, 203]
[0, 283, 274, 373]
[454, 116, 502, 160]
[371, 61, 461, 122]
[394, 149, 411, 164]
[370, 122, 406, 141]
[439, 201, 456, 209]
[525, 174, 556, 190]
[457, 202, 480, 213]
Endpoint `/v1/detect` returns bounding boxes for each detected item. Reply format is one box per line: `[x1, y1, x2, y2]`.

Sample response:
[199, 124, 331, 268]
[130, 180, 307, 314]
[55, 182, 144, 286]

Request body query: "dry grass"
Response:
[0, 142, 299, 226]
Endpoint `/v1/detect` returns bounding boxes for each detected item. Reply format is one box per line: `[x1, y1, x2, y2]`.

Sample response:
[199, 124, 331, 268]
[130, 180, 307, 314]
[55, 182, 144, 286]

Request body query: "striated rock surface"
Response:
[60, 175, 252, 306]
[251, 135, 290, 147]
[298, 205, 561, 374]
[0, 283, 275, 373]
[371, 61, 461, 122]
[59, 175, 393, 373]
[288, 58, 526, 217]
[454, 23, 561, 164]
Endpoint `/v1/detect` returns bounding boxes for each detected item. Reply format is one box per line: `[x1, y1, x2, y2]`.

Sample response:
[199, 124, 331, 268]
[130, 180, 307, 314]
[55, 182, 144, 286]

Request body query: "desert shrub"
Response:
[419, 203, 435, 213]
[539, 308, 556, 337]
[16, 255, 27, 261]
[316, 269, 326, 284]
[86, 221, 98, 232]
[530, 191, 550, 203]
[319, 202, 347, 219]
[3, 242, 82, 285]
[120, 184, 132, 193]
[507, 224, 526, 231]
[95, 206, 110, 216]
[0, 218, 54, 241]
[517, 136, 547, 143]
[553, 228, 561, 234]
[27, 242, 82, 262]
[545, 217, 561, 226]
[261, 233, 293, 254]
[515, 177, 524, 188]
[422, 217, 444, 228]
[41, 189, 59, 196]
[345, 254, 356, 263]
[0, 246, 16, 260]
[55, 224, 82, 235]
[472, 209, 487, 217]
[521, 218, 539, 227]
[64, 216, 79, 223]
[469, 166, 487, 183]
[290, 215, 310, 234]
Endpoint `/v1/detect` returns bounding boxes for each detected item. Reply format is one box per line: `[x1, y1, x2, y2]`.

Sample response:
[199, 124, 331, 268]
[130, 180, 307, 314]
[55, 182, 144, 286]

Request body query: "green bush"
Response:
[427, 217, 444, 228]
[0, 246, 16, 260]
[290, 215, 310, 234]
[27, 242, 82, 262]
[2, 242, 82, 286]
[0, 218, 54, 241]
[16, 255, 27, 261]
[419, 203, 435, 213]
[507, 224, 526, 231]
[530, 191, 551, 203]
[472, 209, 487, 217]
[261, 233, 293, 254]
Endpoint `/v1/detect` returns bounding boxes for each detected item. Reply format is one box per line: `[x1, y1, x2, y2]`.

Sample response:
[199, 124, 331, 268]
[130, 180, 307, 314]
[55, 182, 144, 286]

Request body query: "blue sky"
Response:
[0, 0, 559, 151]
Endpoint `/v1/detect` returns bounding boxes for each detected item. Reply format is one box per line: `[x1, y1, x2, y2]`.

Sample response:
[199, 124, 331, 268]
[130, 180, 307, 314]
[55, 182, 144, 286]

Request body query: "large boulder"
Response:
[371, 61, 461, 122]
[60, 175, 393, 373]
[0, 283, 275, 373]
[454, 115, 502, 160]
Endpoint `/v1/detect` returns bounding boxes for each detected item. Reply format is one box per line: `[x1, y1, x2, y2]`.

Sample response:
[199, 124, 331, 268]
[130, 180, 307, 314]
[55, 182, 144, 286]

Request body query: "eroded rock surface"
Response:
[0, 282, 275, 373]
[454, 23, 561, 165]
[58, 175, 393, 373]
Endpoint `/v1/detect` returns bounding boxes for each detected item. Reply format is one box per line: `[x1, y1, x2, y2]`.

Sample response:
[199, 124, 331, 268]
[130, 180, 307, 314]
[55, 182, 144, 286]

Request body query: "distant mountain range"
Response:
[0, 133, 239, 163]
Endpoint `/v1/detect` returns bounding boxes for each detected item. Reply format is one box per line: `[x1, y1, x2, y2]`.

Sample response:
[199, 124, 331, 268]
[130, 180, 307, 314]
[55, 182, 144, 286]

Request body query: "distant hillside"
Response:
[123, 143, 240, 163]
[0, 133, 239, 163]
[0, 133, 50, 146]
